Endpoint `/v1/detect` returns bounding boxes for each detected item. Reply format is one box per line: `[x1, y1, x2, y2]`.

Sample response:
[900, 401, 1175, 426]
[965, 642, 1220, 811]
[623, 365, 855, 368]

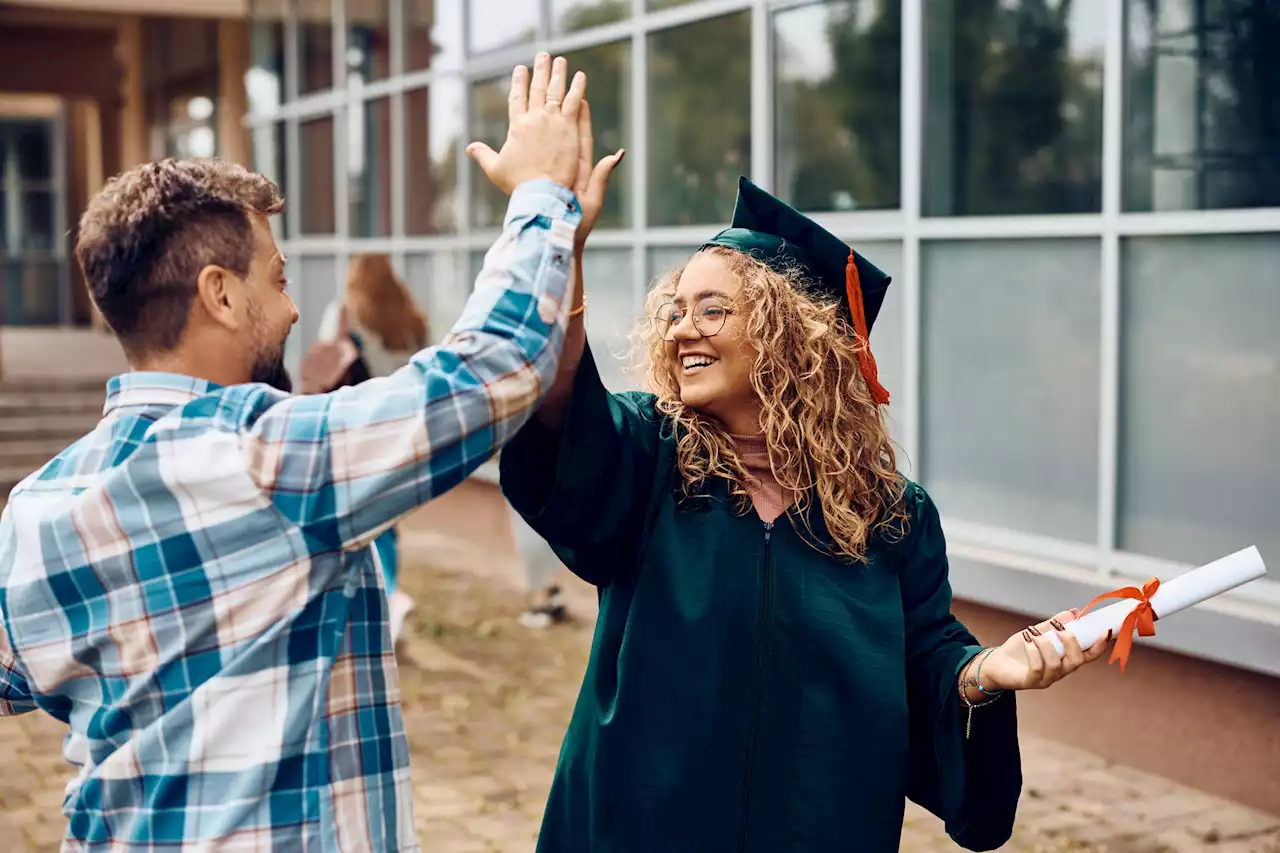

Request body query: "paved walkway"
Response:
[3, 543, 1279, 852]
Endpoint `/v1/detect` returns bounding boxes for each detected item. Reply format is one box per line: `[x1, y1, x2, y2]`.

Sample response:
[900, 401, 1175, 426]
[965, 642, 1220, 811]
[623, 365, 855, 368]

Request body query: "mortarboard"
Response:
[700, 176, 892, 405]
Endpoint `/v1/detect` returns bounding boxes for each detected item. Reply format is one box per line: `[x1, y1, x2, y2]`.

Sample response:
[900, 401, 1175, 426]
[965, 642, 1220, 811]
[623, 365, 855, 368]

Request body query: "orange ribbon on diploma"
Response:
[1076, 577, 1161, 672]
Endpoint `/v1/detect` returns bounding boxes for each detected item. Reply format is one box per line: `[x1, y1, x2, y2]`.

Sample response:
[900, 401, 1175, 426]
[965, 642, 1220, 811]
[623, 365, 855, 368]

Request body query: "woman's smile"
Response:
[679, 352, 719, 376]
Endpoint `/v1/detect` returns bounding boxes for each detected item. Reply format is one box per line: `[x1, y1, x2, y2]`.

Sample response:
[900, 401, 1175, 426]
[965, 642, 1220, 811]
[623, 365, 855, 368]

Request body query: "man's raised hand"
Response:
[466, 53, 586, 194]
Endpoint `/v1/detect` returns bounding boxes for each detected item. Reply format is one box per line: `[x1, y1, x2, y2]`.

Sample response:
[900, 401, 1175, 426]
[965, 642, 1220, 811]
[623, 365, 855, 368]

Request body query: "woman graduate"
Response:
[476, 77, 1110, 846]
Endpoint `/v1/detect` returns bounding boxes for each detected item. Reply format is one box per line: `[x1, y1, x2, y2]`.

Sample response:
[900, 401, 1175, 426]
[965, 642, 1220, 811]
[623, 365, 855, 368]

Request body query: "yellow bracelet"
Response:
[568, 298, 587, 319]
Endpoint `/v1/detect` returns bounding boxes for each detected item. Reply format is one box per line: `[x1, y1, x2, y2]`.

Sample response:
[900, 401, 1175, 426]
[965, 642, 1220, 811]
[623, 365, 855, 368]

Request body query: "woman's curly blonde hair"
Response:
[634, 246, 908, 563]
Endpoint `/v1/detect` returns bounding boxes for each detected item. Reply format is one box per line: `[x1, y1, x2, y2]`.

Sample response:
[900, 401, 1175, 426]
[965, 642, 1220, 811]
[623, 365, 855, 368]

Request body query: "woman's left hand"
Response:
[979, 610, 1111, 691]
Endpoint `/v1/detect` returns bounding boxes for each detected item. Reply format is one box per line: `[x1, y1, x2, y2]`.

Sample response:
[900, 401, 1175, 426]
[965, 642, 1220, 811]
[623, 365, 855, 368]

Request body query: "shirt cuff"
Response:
[506, 179, 582, 227]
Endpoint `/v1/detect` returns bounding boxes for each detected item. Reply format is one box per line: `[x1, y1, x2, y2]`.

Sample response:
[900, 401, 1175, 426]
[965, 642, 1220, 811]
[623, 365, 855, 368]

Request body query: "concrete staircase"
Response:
[0, 327, 122, 497]
[0, 377, 106, 495]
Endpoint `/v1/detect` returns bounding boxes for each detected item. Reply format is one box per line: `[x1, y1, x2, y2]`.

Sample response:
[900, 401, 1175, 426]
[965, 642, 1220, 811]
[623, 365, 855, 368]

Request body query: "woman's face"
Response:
[659, 251, 761, 435]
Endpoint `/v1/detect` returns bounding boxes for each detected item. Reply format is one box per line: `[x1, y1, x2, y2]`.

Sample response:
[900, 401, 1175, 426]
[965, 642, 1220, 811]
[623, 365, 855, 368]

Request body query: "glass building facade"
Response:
[246, 0, 1280, 671]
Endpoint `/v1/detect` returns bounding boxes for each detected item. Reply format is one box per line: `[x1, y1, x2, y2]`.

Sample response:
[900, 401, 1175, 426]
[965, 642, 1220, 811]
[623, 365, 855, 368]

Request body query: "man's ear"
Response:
[194, 264, 242, 332]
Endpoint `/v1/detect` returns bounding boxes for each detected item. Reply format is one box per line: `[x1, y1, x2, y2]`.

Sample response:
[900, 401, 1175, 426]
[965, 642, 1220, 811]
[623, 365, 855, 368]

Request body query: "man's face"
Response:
[242, 214, 299, 392]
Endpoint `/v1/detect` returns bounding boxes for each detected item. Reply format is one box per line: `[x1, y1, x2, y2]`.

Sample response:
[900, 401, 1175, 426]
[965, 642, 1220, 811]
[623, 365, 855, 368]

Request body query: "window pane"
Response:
[468, 0, 538, 54]
[298, 0, 334, 94]
[252, 121, 288, 238]
[774, 0, 901, 212]
[923, 0, 1106, 216]
[295, 255, 339, 358]
[299, 116, 336, 234]
[407, 0, 463, 72]
[582, 249, 636, 392]
[346, 0, 390, 82]
[11, 121, 53, 183]
[20, 191, 55, 252]
[350, 98, 392, 238]
[565, 40, 631, 229]
[1119, 235, 1280, 573]
[649, 0, 695, 9]
[648, 14, 751, 226]
[921, 239, 1101, 541]
[405, 253, 467, 344]
[1, 258, 60, 326]
[647, 246, 696, 282]
[555, 0, 629, 33]
[1124, 0, 1280, 212]
[406, 82, 463, 235]
[248, 0, 285, 111]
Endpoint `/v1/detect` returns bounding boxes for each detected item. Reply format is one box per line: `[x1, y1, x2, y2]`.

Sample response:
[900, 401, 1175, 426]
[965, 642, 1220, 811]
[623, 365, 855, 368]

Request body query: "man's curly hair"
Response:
[75, 158, 284, 360]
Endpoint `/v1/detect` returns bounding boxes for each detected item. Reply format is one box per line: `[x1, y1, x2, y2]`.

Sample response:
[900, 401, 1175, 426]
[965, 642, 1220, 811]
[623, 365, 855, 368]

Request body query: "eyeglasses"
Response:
[654, 298, 732, 341]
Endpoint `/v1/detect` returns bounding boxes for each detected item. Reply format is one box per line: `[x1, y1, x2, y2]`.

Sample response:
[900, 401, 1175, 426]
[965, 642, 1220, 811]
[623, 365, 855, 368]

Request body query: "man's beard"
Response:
[250, 344, 293, 393]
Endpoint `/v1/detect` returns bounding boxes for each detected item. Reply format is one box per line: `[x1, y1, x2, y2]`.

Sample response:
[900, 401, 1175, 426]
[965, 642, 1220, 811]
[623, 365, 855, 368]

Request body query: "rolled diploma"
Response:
[1047, 546, 1267, 656]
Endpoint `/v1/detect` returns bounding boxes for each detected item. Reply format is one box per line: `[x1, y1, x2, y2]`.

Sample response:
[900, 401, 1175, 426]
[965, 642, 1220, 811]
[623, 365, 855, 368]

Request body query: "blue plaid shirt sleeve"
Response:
[0, 508, 37, 716]
[235, 180, 582, 549]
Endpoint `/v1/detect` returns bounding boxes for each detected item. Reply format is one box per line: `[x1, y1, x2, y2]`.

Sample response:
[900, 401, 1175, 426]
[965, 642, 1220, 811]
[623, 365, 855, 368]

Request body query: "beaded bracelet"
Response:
[974, 648, 1005, 698]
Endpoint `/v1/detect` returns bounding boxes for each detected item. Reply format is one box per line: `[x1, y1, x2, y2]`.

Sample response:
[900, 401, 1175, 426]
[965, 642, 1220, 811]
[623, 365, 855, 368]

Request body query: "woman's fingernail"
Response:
[1050, 619, 1066, 631]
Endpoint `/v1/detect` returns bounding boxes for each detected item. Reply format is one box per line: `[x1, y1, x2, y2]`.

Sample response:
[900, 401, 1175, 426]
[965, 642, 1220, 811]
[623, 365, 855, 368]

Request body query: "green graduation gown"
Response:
[500, 346, 1022, 853]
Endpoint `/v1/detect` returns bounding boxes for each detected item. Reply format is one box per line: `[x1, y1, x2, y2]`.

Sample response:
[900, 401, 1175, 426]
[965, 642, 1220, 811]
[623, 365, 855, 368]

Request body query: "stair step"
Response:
[0, 462, 44, 495]
[0, 415, 100, 441]
[0, 393, 105, 416]
[0, 376, 107, 393]
[0, 437, 81, 465]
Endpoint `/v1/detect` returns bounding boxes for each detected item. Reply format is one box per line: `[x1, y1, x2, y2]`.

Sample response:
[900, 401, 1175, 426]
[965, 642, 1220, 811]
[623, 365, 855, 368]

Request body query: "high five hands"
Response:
[467, 53, 624, 250]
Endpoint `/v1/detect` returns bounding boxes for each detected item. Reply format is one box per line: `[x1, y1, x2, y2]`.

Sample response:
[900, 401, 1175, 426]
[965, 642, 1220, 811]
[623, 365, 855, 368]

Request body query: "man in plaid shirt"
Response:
[0, 55, 594, 851]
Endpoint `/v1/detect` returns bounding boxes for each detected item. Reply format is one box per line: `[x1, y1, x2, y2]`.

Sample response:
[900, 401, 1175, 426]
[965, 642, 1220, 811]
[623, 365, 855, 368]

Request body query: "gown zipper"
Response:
[737, 520, 774, 852]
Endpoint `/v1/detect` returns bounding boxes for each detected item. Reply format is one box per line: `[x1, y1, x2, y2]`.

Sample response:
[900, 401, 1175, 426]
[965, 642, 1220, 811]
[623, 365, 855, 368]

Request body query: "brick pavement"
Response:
[3, 546, 1279, 852]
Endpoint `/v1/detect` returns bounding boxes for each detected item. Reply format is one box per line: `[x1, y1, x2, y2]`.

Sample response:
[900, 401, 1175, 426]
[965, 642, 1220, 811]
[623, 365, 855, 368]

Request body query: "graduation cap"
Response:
[700, 177, 892, 405]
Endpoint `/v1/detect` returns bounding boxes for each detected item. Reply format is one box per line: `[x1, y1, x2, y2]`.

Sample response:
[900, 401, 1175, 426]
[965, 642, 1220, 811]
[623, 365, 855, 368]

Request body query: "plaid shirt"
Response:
[0, 180, 581, 852]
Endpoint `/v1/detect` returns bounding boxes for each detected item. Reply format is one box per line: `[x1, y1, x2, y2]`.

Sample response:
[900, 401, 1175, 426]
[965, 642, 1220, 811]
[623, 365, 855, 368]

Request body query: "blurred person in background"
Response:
[510, 503, 570, 628]
[312, 252, 431, 643]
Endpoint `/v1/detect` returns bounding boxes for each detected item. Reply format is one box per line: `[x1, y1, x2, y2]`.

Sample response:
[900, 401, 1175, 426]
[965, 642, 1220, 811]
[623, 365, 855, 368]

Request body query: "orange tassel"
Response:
[845, 250, 890, 405]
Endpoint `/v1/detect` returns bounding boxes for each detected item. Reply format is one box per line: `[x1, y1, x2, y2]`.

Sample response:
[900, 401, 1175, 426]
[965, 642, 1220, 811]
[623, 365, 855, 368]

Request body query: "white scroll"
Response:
[1047, 546, 1267, 657]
